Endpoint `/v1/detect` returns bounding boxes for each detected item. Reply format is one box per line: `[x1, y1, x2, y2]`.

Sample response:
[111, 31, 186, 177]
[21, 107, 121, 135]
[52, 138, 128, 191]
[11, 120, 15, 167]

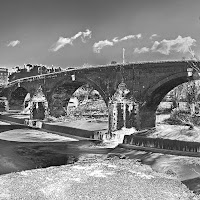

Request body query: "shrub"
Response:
[166, 108, 200, 128]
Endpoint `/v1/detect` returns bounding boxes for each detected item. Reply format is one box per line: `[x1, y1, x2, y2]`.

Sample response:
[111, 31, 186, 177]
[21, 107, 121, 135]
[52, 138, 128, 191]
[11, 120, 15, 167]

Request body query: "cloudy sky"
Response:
[1, 0, 200, 69]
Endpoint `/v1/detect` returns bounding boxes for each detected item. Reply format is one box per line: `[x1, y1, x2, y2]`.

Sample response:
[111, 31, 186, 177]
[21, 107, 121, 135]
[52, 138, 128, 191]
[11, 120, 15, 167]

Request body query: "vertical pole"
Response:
[123, 48, 125, 64]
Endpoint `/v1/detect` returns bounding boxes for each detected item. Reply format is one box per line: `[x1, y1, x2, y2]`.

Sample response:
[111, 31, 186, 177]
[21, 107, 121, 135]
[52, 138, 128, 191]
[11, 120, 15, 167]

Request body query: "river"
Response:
[1, 116, 200, 194]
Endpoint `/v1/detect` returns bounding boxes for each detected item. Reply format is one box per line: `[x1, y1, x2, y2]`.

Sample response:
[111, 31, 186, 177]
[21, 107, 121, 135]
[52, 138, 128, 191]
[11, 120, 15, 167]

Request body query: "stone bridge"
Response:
[0, 60, 199, 131]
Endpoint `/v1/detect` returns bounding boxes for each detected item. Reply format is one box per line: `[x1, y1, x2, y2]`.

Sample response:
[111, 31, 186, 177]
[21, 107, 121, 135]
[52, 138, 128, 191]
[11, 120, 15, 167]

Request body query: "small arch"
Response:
[67, 84, 108, 121]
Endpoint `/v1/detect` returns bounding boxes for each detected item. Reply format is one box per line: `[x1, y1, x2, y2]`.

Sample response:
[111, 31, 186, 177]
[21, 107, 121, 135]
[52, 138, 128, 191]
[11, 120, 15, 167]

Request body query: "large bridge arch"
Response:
[138, 71, 192, 129]
[145, 72, 189, 109]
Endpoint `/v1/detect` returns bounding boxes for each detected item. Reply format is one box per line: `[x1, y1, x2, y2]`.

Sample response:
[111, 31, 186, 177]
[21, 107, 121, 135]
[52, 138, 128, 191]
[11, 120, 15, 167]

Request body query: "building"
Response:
[0, 68, 8, 85]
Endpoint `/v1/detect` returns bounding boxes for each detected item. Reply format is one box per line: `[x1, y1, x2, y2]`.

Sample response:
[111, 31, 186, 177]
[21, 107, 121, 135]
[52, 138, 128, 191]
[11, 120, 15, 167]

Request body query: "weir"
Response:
[123, 135, 200, 153]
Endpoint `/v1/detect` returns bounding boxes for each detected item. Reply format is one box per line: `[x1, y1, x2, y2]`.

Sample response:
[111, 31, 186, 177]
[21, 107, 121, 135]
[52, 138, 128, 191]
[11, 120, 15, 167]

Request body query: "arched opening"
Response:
[21, 93, 31, 114]
[49, 79, 107, 115]
[9, 87, 28, 111]
[156, 80, 200, 126]
[149, 78, 200, 148]
[139, 73, 189, 129]
[66, 84, 108, 121]
[49, 82, 86, 117]
[49, 82, 108, 131]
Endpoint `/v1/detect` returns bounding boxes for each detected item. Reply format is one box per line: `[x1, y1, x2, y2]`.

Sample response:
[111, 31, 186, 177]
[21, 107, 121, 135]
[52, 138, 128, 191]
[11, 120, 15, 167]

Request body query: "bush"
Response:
[166, 108, 200, 127]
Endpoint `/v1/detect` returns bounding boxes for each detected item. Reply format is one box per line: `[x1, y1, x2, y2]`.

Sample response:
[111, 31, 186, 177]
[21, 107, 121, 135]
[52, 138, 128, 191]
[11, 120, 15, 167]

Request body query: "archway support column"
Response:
[29, 86, 49, 120]
[25, 86, 49, 128]
[108, 82, 141, 133]
[0, 97, 9, 112]
[108, 100, 140, 132]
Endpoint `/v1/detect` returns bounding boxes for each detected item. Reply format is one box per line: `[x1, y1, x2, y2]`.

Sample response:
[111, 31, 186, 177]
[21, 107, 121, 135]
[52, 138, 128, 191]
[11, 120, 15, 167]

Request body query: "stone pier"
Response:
[0, 97, 9, 112]
[108, 82, 140, 132]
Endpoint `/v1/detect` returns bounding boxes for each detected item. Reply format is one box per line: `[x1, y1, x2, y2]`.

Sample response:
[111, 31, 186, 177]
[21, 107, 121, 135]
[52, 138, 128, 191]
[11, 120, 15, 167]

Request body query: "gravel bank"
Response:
[0, 156, 198, 200]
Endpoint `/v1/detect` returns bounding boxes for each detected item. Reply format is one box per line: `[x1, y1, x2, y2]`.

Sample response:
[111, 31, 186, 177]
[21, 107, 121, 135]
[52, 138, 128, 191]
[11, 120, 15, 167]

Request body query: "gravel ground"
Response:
[0, 156, 198, 200]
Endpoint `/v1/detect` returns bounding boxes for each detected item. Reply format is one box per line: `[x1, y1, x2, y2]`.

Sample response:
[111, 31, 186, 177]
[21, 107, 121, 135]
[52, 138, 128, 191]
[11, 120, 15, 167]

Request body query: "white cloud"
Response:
[120, 35, 137, 41]
[81, 29, 92, 43]
[50, 29, 92, 52]
[7, 40, 20, 47]
[119, 33, 142, 42]
[151, 41, 160, 51]
[151, 35, 196, 55]
[134, 47, 149, 54]
[71, 32, 82, 40]
[150, 34, 158, 40]
[112, 37, 119, 43]
[93, 33, 142, 53]
[136, 33, 142, 39]
[93, 40, 114, 53]
[51, 37, 72, 52]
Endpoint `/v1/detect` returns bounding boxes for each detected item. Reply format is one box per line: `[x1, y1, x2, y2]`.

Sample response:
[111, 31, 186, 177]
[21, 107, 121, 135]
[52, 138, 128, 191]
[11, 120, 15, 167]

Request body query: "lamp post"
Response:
[123, 48, 125, 64]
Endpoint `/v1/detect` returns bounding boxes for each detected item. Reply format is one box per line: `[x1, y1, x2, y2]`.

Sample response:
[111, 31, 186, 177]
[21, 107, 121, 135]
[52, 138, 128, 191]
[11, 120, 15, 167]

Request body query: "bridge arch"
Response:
[139, 71, 191, 129]
[47, 75, 108, 117]
[145, 71, 189, 110]
[9, 86, 29, 110]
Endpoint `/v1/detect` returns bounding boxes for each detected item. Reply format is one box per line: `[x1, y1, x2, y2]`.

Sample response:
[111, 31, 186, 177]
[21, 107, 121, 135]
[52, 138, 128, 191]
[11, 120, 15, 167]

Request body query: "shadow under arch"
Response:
[9, 86, 29, 110]
[139, 72, 191, 129]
